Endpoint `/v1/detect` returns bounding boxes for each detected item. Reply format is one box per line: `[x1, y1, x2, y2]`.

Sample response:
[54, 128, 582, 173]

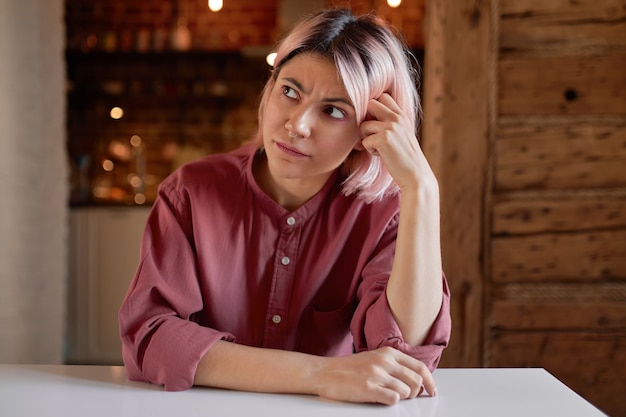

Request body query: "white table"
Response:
[0, 365, 606, 417]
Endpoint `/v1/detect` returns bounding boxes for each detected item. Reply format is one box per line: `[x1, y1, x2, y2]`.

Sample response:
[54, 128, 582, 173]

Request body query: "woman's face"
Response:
[261, 52, 363, 192]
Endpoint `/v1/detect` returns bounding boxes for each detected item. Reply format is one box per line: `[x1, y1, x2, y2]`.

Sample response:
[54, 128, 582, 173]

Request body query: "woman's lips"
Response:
[275, 141, 309, 158]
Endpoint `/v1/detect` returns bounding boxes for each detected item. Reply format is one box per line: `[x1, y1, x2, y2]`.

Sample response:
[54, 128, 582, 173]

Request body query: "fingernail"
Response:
[432, 388, 438, 397]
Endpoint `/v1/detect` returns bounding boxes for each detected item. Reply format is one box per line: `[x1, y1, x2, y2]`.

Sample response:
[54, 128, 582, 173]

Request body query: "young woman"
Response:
[119, 8, 451, 405]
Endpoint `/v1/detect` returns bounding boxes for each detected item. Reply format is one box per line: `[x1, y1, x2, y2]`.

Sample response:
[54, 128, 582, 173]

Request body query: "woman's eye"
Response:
[325, 106, 345, 119]
[283, 86, 297, 99]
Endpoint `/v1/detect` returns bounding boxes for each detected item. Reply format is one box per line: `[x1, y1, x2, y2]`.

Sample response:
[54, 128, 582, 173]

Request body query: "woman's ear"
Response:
[354, 113, 370, 152]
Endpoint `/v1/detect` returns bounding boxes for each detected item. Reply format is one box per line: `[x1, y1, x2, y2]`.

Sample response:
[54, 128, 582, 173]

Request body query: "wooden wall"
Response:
[423, 0, 626, 416]
[490, 2, 626, 415]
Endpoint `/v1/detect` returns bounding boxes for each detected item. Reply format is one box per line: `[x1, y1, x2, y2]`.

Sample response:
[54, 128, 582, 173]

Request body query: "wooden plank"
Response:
[499, 0, 626, 53]
[488, 330, 626, 417]
[491, 229, 626, 282]
[491, 300, 626, 330]
[495, 121, 626, 191]
[421, 0, 492, 367]
[498, 54, 626, 115]
[492, 196, 626, 235]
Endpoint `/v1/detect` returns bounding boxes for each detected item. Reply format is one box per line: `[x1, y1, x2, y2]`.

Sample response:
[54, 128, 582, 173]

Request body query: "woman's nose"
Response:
[286, 107, 313, 138]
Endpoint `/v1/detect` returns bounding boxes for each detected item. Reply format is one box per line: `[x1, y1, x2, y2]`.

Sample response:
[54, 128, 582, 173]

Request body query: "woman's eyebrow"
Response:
[282, 77, 354, 109]
[283, 77, 307, 94]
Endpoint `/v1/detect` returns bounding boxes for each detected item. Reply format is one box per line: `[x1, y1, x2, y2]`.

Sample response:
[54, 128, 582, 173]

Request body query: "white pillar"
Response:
[0, 0, 67, 363]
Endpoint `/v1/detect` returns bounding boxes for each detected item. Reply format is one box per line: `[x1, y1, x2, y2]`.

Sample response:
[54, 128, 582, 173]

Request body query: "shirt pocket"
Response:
[295, 301, 356, 356]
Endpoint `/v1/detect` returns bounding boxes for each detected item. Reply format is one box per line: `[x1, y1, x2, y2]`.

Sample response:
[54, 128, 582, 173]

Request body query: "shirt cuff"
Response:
[140, 319, 236, 391]
[361, 277, 451, 371]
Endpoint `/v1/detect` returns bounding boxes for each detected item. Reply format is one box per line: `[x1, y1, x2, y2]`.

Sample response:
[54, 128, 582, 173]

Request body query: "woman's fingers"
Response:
[359, 94, 437, 190]
[315, 347, 437, 405]
[366, 93, 403, 121]
[360, 95, 417, 158]
[393, 351, 437, 397]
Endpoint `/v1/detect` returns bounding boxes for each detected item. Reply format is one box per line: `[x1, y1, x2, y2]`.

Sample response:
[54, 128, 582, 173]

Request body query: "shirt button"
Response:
[281, 256, 291, 266]
[286, 216, 296, 226]
[272, 315, 282, 324]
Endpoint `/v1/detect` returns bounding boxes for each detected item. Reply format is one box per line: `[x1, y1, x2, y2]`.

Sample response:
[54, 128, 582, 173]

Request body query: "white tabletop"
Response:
[0, 365, 605, 417]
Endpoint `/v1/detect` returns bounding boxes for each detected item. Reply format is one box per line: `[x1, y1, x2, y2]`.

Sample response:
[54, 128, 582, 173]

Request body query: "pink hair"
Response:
[255, 8, 422, 203]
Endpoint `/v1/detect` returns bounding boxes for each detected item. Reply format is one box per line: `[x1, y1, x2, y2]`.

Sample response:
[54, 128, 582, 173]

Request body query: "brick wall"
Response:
[65, 0, 425, 205]
[65, 0, 279, 52]
[330, 0, 425, 48]
[66, 0, 276, 205]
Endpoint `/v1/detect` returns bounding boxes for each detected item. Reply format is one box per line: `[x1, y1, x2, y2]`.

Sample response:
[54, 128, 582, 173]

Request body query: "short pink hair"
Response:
[255, 8, 422, 203]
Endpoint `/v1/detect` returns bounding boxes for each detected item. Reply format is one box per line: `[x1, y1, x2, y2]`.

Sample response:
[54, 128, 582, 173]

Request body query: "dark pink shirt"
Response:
[119, 143, 451, 391]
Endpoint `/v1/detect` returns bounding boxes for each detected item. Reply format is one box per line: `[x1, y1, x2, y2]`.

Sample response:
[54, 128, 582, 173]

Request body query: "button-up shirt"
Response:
[119, 143, 451, 391]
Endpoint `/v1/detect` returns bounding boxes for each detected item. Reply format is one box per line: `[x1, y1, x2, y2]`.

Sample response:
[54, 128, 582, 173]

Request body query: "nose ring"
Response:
[288, 131, 298, 138]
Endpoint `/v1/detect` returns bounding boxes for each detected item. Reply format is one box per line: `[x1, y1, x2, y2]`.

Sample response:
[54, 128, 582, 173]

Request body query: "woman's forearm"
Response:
[385, 180, 443, 346]
[194, 340, 437, 405]
[194, 340, 320, 394]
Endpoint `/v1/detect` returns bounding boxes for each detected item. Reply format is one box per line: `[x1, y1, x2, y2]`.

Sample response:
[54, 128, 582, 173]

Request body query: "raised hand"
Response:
[359, 93, 437, 192]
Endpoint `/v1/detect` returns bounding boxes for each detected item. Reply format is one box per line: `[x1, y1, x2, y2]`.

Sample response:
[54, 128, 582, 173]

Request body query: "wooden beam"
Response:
[421, 0, 492, 367]
[499, 0, 626, 54]
[492, 229, 626, 282]
[495, 120, 626, 190]
[499, 54, 626, 116]
[492, 299, 626, 329]
[492, 194, 626, 235]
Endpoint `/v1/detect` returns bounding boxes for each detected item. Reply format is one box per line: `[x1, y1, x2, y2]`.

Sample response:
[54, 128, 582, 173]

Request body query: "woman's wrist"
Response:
[399, 177, 439, 210]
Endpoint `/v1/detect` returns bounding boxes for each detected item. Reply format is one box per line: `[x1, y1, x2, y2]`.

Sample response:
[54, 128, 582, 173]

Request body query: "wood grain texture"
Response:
[486, 2, 626, 415]
[499, 0, 626, 53]
[492, 299, 626, 329]
[494, 120, 626, 190]
[498, 54, 626, 116]
[491, 229, 626, 282]
[492, 195, 626, 235]
[421, 0, 491, 367]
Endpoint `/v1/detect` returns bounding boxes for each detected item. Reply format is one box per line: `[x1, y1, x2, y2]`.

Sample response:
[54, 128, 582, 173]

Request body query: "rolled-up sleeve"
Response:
[350, 218, 451, 371]
[118, 182, 235, 391]
[354, 275, 451, 370]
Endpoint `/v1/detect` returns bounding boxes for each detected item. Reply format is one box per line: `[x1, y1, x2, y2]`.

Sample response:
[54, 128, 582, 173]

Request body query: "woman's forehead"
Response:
[278, 52, 335, 74]
[277, 53, 345, 91]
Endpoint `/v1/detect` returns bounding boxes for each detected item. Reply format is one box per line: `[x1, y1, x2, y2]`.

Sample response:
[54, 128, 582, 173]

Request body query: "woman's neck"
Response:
[252, 152, 329, 211]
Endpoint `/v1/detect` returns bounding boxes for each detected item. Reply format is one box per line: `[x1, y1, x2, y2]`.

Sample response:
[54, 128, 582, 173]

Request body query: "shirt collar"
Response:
[243, 144, 341, 222]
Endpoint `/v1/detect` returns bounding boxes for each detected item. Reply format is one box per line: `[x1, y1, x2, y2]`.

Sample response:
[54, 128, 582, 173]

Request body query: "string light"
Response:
[102, 159, 114, 171]
[110, 106, 124, 119]
[208, 0, 223, 12]
[266, 52, 277, 67]
[387, 0, 402, 7]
